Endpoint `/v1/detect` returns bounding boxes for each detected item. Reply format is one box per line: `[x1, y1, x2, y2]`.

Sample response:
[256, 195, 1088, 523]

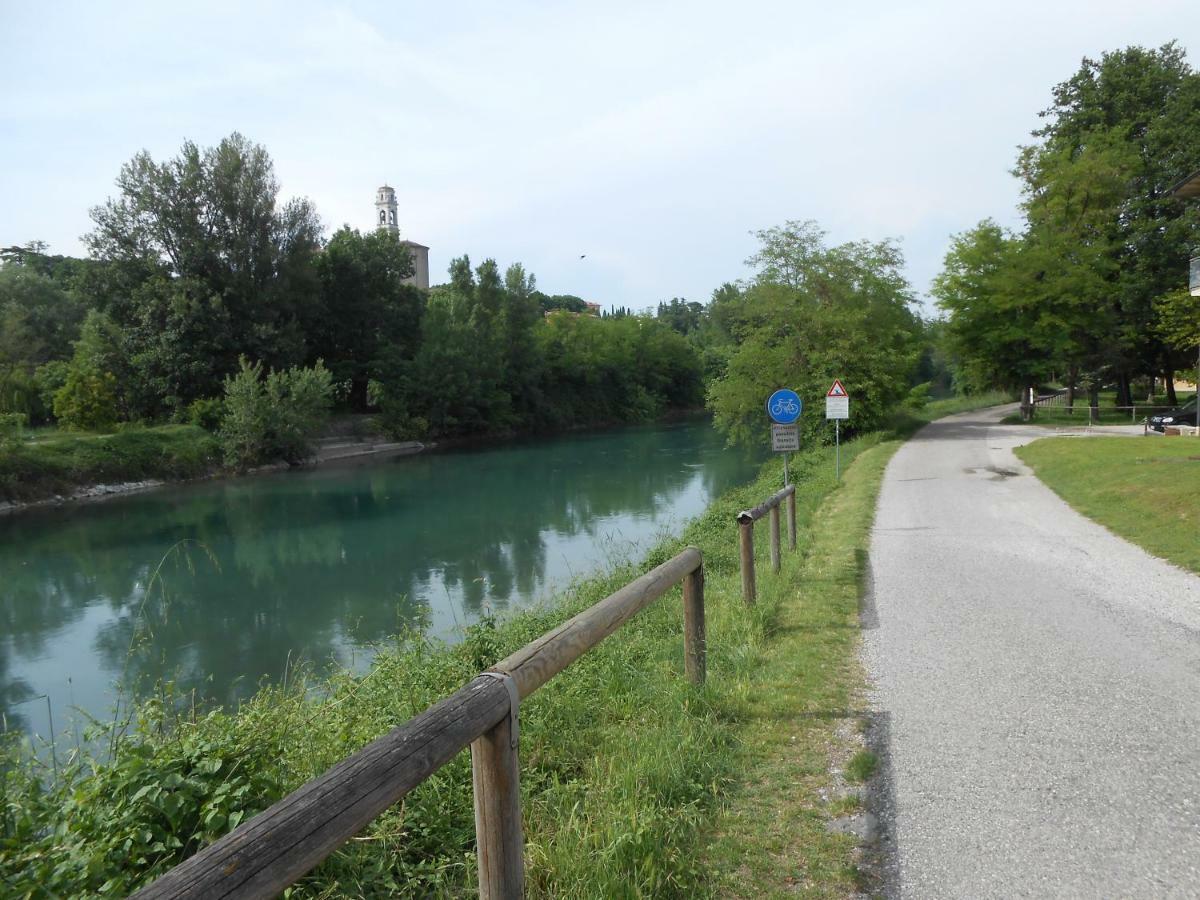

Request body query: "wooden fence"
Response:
[736, 484, 796, 605]
[131, 547, 706, 900]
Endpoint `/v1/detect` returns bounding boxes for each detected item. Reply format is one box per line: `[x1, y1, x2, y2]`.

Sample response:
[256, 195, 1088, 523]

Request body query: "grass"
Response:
[0, 393, 1010, 897]
[844, 751, 879, 785]
[0, 424, 219, 504]
[702, 433, 897, 898]
[1015, 436, 1200, 575]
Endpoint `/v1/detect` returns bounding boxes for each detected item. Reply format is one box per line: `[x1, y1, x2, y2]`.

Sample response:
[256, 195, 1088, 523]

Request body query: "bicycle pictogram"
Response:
[766, 389, 802, 424]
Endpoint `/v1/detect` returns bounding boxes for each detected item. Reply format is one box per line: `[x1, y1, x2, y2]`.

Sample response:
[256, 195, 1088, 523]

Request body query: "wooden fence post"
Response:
[769, 506, 781, 573]
[682, 561, 705, 685]
[472, 689, 524, 900]
[786, 491, 796, 550]
[739, 520, 756, 605]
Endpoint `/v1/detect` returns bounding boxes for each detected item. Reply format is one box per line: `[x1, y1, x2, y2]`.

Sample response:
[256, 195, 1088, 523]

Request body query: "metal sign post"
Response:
[825, 380, 849, 480]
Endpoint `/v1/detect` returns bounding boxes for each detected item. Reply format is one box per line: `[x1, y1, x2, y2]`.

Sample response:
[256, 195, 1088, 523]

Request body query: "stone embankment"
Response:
[313, 437, 424, 463]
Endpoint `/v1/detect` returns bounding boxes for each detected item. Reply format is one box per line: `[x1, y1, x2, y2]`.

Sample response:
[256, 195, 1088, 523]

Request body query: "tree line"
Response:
[933, 42, 1200, 415]
[0, 134, 704, 452]
[2, 131, 943, 461]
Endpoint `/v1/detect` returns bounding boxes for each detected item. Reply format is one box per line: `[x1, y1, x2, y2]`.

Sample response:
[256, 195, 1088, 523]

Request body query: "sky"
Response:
[2, 0, 1197, 313]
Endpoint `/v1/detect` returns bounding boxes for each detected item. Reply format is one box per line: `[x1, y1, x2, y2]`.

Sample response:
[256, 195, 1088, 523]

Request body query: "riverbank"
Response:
[0, 409, 703, 514]
[0, 393, 1006, 896]
[0, 424, 428, 515]
[0, 425, 220, 511]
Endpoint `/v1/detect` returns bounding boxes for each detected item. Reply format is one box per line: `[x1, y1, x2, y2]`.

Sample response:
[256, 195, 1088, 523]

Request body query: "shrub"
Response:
[219, 358, 333, 468]
[34, 360, 69, 422]
[53, 366, 119, 431]
[0, 411, 26, 450]
[377, 390, 429, 441]
[185, 397, 224, 432]
[905, 382, 932, 410]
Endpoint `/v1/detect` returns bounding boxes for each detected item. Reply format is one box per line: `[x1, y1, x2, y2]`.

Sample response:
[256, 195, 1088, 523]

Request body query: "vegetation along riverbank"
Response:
[0, 393, 1005, 897]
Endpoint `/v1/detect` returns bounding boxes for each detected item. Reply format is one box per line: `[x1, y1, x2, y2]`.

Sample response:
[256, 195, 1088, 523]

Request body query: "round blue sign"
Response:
[767, 389, 802, 424]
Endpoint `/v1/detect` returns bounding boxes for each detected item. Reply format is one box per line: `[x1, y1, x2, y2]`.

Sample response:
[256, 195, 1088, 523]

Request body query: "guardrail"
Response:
[735, 484, 796, 605]
[132, 547, 707, 900]
[1030, 392, 1194, 425]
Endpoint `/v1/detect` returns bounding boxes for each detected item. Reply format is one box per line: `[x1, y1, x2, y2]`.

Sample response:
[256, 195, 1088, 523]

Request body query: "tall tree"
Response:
[313, 227, 420, 411]
[86, 133, 323, 410]
[708, 221, 922, 445]
[1016, 43, 1200, 402]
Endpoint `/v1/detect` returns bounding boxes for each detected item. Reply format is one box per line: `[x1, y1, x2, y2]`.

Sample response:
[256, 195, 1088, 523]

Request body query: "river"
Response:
[0, 419, 759, 741]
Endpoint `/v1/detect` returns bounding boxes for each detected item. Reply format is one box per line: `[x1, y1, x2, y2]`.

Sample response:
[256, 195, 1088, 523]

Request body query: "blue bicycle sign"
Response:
[766, 389, 802, 424]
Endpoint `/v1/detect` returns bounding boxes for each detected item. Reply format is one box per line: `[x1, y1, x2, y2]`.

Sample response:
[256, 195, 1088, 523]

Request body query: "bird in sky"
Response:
[579, 254, 586, 259]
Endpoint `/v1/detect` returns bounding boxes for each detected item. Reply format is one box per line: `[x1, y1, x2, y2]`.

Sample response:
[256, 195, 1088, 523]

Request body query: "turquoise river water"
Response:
[0, 419, 760, 741]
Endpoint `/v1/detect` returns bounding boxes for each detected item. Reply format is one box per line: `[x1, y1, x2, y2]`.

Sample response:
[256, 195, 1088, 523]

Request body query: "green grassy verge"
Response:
[1015, 436, 1200, 574]
[702, 389, 1012, 897]
[0, 425, 219, 504]
[0, 394, 1006, 897]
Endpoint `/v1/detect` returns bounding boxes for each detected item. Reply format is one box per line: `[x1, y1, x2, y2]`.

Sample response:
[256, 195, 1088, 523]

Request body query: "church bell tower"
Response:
[373, 183, 430, 290]
[375, 185, 399, 234]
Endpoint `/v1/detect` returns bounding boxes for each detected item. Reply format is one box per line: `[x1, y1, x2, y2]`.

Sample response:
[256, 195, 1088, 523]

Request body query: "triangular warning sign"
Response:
[827, 379, 848, 398]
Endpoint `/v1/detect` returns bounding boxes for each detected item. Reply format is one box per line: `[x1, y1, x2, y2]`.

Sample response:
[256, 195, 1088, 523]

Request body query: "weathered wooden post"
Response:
[682, 561, 706, 685]
[738, 517, 756, 605]
[471, 676, 524, 900]
[769, 505, 781, 573]
[786, 490, 797, 550]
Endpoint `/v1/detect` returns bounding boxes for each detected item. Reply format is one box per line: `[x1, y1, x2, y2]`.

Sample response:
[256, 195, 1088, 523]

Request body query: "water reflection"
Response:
[0, 420, 758, 738]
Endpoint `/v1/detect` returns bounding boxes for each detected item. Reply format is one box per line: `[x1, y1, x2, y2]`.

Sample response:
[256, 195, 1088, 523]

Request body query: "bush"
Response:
[905, 382, 932, 410]
[184, 397, 224, 432]
[0, 411, 26, 450]
[0, 370, 45, 423]
[34, 360, 69, 421]
[53, 366, 119, 431]
[376, 389, 429, 441]
[219, 358, 333, 469]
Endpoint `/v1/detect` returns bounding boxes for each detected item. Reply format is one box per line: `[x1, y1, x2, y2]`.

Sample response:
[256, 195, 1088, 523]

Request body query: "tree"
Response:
[86, 133, 323, 411]
[0, 255, 85, 419]
[1155, 288, 1200, 409]
[708, 221, 922, 446]
[502, 263, 545, 422]
[932, 219, 1091, 415]
[533, 293, 587, 314]
[1016, 43, 1200, 403]
[313, 227, 420, 411]
[655, 298, 704, 336]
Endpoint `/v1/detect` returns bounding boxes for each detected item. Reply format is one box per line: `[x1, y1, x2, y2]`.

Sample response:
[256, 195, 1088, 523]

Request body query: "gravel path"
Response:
[862, 404, 1200, 898]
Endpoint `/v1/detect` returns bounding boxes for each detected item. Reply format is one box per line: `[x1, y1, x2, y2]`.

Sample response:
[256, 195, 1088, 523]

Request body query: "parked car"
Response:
[1147, 397, 1198, 433]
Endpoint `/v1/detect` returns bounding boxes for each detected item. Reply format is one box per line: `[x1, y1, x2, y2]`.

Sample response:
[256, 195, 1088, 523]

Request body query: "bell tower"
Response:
[375, 185, 399, 234]
[373, 183, 430, 290]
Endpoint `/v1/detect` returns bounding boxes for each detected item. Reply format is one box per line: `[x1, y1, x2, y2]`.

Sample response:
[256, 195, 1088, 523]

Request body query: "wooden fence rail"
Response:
[132, 547, 706, 900]
[735, 484, 796, 605]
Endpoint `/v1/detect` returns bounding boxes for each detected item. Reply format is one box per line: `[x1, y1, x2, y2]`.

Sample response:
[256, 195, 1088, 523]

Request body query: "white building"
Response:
[375, 185, 430, 290]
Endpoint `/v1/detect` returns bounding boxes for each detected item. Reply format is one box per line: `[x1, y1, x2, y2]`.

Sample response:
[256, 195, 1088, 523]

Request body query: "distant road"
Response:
[863, 404, 1200, 898]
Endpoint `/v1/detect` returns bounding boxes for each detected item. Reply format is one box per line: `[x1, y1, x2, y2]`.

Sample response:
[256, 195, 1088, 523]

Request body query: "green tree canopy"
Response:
[1014, 42, 1200, 400]
[313, 226, 420, 411]
[709, 221, 922, 446]
[86, 133, 324, 412]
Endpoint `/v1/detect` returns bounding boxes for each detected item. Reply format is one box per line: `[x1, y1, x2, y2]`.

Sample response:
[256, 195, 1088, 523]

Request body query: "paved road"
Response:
[862, 404, 1200, 898]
